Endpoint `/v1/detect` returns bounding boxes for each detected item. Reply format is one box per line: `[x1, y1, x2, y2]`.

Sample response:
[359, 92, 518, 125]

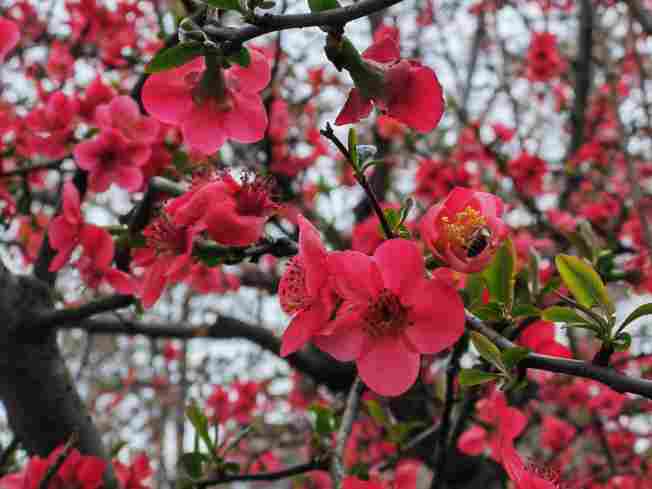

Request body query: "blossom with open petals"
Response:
[0, 17, 19, 63]
[142, 50, 270, 154]
[48, 182, 85, 271]
[314, 239, 465, 396]
[420, 187, 509, 273]
[279, 214, 336, 356]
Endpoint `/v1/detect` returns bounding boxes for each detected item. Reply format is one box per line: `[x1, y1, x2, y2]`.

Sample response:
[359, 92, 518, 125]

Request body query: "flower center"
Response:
[362, 288, 410, 338]
[235, 172, 278, 217]
[440, 205, 489, 254]
[144, 216, 190, 256]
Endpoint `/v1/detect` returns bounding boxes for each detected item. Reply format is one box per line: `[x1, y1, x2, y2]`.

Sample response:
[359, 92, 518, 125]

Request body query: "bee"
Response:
[465, 227, 491, 258]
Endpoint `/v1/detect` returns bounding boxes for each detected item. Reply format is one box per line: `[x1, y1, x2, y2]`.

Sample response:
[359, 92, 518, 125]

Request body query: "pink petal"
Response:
[313, 308, 367, 361]
[362, 35, 400, 63]
[458, 426, 488, 456]
[335, 88, 373, 126]
[280, 302, 329, 357]
[141, 58, 203, 125]
[373, 239, 424, 298]
[403, 278, 465, 354]
[181, 102, 228, 155]
[387, 62, 444, 133]
[105, 269, 136, 295]
[141, 260, 168, 308]
[116, 165, 144, 192]
[327, 251, 383, 302]
[224, 91, 268, 144]
[81, 225, 115, 269]
[226, 48, 271, 93]
[62, 181, 82, 225]
[297, 214, 328, 298]
[205, 208, 265, 246]
[0, 17, 19, 63]
[357, 335, 420, 396]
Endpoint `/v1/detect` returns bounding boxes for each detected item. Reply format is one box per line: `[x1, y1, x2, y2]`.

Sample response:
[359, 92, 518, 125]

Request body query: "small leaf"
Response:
[348, 128, 358, 167]
[464, 273, 486, 308]
[186, 401, 215, 455]
[619, 303, 652, 332]
[612, 332, 632, 352]
[364, 400, 388, 427]
[179, 453, 207, 480]
[482, 238, 517, 312]
[309, 404, 337, 435]
[555, 254, 614, 314]
[145, 42, 204, 73]
[227, 47, 251, 67]
[459, 369, 501, 387]
[501, 347, 530, 370]
[386, 421, 424, 445]
[542, 306, 590, 324]
[203, 0, 242, 10]
[539, 276, 562, 298]
[511, 304, 541, 319]
[308, 0, 340, 12]
[470, 331, 505, 371]
[472, 302, 503, 321]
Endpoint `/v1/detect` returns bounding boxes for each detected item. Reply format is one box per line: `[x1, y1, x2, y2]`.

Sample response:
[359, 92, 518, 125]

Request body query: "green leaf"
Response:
[542, 306, 589, 324]
[501, 347, 530, 370]
[308, 0, 340, 12]
[309, 404, 337, 435]
[464, 273, 486, 308]
[110, 440, 127, 458]
[511, 304, 541, 319]
[612, 332, 632, 352]
[203, 0, 242, 10]
[386, 421, 424, 445]
[619, 303, 652, 332]
[348, 128, 358, 168]
[539, 276, 562, 298]
[227, 47, 251, 67]
[482, 238, 516, 311]
[179, 453, 208, 480]
[185, 401, 216, 456]
[471, 302, 503, 321]
[145, 42, 204, 73]
[459, 369, 501, 387]
[364, 400, 388, 427]
[470, 331, 505, 371]
[555, 255, 614, 314]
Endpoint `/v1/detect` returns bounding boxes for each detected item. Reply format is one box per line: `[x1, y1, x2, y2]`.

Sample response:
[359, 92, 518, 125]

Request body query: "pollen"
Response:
[441, 206, 486, 248]
[362, 288, 411, 338]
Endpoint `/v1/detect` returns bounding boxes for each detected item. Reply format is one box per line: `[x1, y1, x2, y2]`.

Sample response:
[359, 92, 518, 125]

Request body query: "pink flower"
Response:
[458, 391, 527, 461]
[420, 187, 509, 273]
[95, 95, 160, 145]
[169, 172, 278, 247]
[508, 153, 547, 195]
[133, 215, 196, 308]
[314, 239, 465, 396]
[0, 17, 19, 63]
[48, 181, 85, 271]
[74, 129, 150, 192]
[0, 445, 106, 489]
[500, 432, 561, 489]
[279, 214, 336, 357]
[142, 49, 270, 154]
[24, 92, 79, 160]
[76, 225, 135, 295]
[335, 33, 444, 133]
[518, 320, 571, 358]
[526, 32, 565, 83]
[113, 454, 152, 489]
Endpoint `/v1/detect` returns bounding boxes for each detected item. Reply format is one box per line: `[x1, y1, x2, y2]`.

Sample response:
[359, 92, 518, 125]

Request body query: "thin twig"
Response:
[195, 459, 329, 487]
[331, 376, 365, 488]
[38, 433, 78, 489]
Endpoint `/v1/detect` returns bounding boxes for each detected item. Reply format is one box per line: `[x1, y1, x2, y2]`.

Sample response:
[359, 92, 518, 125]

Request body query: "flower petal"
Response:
[357, 336, 420, 396]
[373, 239, 424, 298]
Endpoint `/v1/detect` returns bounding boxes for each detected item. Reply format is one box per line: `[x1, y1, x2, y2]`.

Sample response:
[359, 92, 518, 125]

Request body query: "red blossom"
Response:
[0, 17, 19, 63]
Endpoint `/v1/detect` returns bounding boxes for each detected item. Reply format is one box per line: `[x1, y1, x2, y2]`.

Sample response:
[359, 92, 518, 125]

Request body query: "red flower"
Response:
[279, 215, 336, 356]
[24, 92, 79, 160]
[541, 415, 576, 452]
[48, 182, 85, 272]
[508, 153, 547, 195]
[0, 17, 19, 63]
[526, 32, 565, 83]
[314, 239, 465, 396]
[500, 431, 561, 489]
[0, 445, 106, 489]
[169, 172, 278, 247]
[74, 129, 150, 192]
[113, 454, 152, 489]
[76, 225, 135, 295]
[518, 320, 571, 358]
[420, 187, 509, 273]
[95, 95, 160, 145]
[335, 33, 444, 133]
[142, 50, 270, 154]
[458, 390, 527, 461]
